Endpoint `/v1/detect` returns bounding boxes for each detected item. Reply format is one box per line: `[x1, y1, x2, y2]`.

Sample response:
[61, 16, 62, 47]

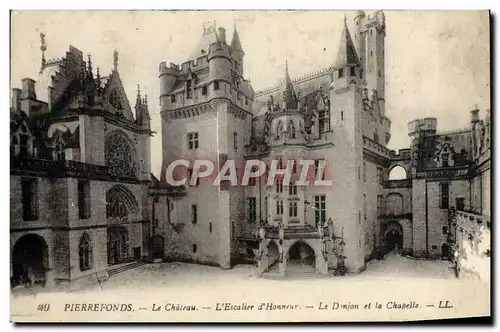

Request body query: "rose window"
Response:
[105, 132, 137, 178]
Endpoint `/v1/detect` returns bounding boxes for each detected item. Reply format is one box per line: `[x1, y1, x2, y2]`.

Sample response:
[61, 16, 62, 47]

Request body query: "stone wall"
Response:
[455, 211, 490, 282]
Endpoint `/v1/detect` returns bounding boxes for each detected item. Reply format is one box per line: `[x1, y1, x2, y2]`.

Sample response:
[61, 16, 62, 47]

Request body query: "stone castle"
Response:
[10, 11, 491, 286]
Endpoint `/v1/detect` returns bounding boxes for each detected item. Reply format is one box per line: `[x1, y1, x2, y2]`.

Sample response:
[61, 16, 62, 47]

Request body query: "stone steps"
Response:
[108, 261, 145, 277]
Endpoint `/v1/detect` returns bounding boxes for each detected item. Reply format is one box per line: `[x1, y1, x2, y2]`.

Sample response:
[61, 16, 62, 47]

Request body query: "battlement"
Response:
[255, 66, 333, 96]
[408, 117, 437, 137]
[390, 148, 411, 160]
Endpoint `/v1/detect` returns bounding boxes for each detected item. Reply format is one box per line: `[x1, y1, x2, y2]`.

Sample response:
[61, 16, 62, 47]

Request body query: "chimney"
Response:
[470, 108, 480, 123]
[21, 78, 37, 100]
[11, 88, 21, 112]
[218, 27, 226, 44]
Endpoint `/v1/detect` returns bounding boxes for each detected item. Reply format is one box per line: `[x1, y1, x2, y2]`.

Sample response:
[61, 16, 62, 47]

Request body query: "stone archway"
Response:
[267, 240, 280, 271]
[107, 226, 130, 265]
[384, 221, 403, 251]
[287, 241, 316, 273]
[12, 234, 49, 287]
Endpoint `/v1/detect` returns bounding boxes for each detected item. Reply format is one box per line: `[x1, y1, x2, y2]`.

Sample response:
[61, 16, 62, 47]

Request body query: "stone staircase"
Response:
[108, 261, 145, 277]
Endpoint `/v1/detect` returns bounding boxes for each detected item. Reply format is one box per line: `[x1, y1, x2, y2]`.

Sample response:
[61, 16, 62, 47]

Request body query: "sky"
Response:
[10, 10, 490, 176]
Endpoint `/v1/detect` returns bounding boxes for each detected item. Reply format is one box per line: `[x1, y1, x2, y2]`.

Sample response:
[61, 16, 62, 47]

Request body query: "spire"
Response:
[87, 54, 93, 76]
[334, 16, 360, 68]
[280, 60, 298, 110]
[113, 49, 118, 71]
[135, 84, 142, 108]
[230, 23, 243, 53]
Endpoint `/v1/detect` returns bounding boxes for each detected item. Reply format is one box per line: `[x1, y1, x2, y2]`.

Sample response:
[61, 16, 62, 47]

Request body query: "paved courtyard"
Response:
[11, 252, 490, 322]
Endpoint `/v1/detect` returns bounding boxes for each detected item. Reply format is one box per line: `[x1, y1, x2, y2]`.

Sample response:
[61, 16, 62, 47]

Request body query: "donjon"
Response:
[153, 13, 394, 275]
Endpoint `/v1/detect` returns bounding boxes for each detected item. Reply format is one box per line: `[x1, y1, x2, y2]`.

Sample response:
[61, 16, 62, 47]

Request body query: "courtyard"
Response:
[11, 252, 490, 322]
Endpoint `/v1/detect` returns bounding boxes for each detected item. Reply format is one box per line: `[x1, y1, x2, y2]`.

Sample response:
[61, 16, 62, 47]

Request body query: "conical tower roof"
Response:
[334, 16, 360, 68]
[279, 61, 297, 110]
[230, 24, 244, 53]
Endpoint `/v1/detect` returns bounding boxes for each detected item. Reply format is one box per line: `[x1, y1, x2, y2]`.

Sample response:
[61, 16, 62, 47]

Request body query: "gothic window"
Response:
[318, 110, 330, 133]
[106, 192, 128, 219]
[350, 66, 356, 76]
[202, 86, 207, 95]
[247, 197, 256, 223]
[171, 94, 176, 103]
[214, 80, 220, 90]
[314, 195, 326, 227]
[276, 121, 284, 140]
[276, 199, 284, 216]
[276, 178, 283, 194]
[78, 180, 91, 219]
[440, 182, 450, 209]
[21, 178, 38, 221]
[288, 182, 297, 196]
[105, 132, 137, 178]
[54, 141, 65, 161]
[109, 89, 123, 109]
[79, 233, 92, 271]
[288, 121, 296, 138]
[289, 202, 298, 218]
[338, 68, 344, 78]
[233, 132, 238, 151]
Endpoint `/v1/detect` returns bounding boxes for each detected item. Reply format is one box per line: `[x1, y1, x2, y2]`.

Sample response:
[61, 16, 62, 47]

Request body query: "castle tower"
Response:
[329, 18, 366, 272]
[159, 22, 254, 270]
[363, 11, 386, 117]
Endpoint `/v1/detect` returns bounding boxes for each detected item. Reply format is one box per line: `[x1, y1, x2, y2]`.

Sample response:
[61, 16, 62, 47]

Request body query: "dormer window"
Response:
[442, 153, 449, 167]
[54, 142, 65, 161]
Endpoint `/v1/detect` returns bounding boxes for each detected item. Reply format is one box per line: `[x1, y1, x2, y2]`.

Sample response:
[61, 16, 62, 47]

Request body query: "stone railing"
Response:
[454, 210, 490, 282]
[363, 135, 391, 159]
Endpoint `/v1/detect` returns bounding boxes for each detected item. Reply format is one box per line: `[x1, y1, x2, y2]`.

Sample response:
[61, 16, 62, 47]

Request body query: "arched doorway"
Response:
[107, 226, 129, 265]
[12, 234, 49, 287]
[267, 241, 279, 271]
[384, 222, 403, 251]
[151, 235, 165, 260]
[287, 241, 316, 273]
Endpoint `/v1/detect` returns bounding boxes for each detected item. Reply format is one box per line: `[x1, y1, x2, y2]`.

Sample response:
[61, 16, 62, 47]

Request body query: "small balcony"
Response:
[264, 224, 325, 239]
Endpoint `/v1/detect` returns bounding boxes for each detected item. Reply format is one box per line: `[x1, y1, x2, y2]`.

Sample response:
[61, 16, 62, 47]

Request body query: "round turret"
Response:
[408, 117, 437, 138]
[159, 61, 179, 109]
[208, 42, 232, 84]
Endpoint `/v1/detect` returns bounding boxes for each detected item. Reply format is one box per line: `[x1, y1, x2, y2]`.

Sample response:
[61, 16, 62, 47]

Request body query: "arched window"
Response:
[276, 121, 284, 140]
[79, 233, 92, 271]
[389, 165, 407, 180]
[288, 121, 296, 139]
[105, 185, 138, 221]
[105, 132, 137, 178]
[107, 193, 129, 219]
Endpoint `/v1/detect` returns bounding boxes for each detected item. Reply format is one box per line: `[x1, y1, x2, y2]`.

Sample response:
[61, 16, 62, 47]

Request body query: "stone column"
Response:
[45, 267, 55, 288]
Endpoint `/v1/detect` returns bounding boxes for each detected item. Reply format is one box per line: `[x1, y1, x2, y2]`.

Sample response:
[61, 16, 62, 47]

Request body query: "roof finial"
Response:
[113, 49, 119, 71]
[285, 60, 288, 74]
[344, 13, 347, 25]
[39, 32, 47, 73]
